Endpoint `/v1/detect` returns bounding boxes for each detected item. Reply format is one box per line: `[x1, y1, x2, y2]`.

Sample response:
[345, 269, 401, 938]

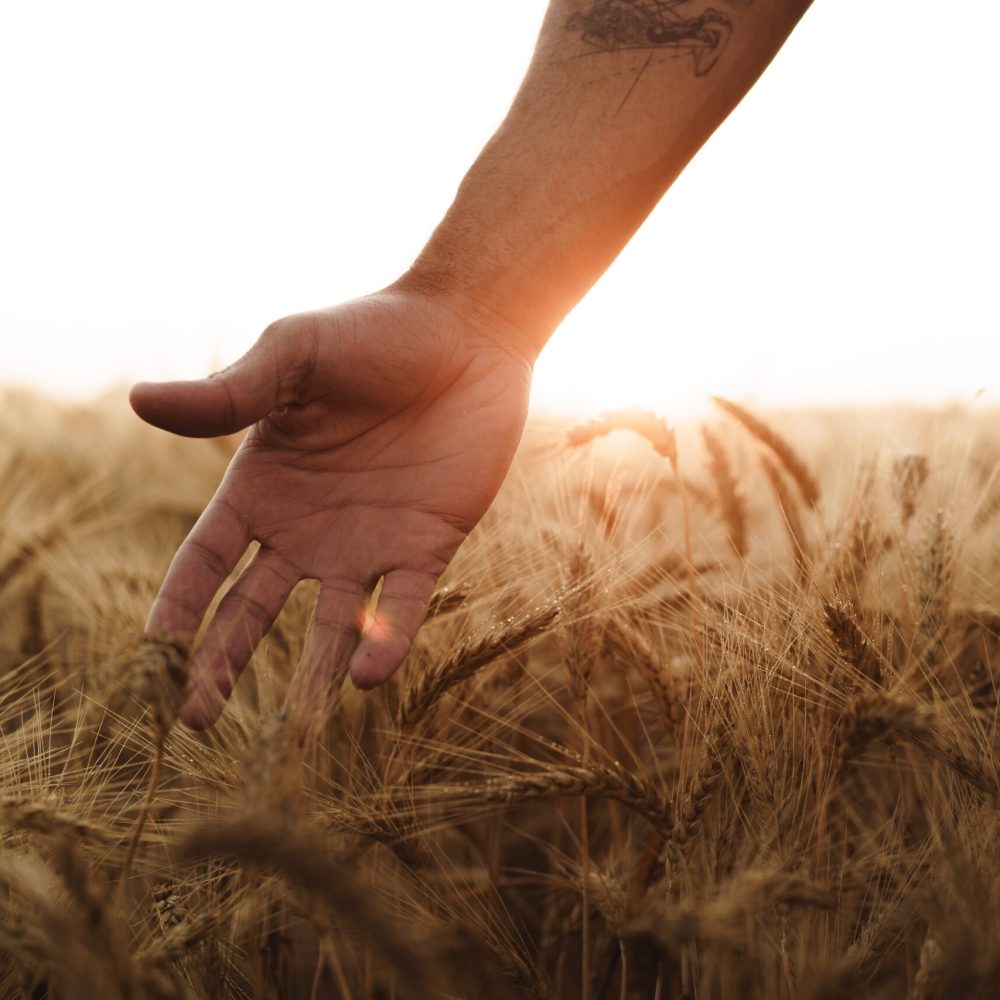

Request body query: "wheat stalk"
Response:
[562, 542, 601, 705]
[667, 729, 728, 868]
[397, 604, 558, 726]
[425, 584, 471, 621]
[823, 601, 884, 689]
[909, 926, 942, 1000]
[180, 814, 432, 992]
[119, 638, 190, 738]
[241, 712, 302, 813]
[760, 454, 810, 578]
[629, 870, 834, 951]
[567, 409, 677, 465]
[53, 839, 137, 997]
[604, 617, 687, 730]
[712, 397, 820, 508]
[840, 692, 997, 795]
[892, 451, 929, 525]
[701, 425, 747, 558]
[427, 762, 672, 826]
[115, 639, 190, 894]
[0, 796, 121, 846]
[915, 510, 953, 678]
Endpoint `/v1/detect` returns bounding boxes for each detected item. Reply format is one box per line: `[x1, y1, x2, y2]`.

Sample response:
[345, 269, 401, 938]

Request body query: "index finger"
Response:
[146, 498, 251, 649]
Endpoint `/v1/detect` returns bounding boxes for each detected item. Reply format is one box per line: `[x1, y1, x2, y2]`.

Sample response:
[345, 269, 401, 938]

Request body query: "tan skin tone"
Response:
[132, 0, 813, 737]
[130, 289, 531, 736]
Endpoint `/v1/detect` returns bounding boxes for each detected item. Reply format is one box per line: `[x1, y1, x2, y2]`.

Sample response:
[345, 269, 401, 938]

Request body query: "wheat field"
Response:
[1, 387, 998, 999]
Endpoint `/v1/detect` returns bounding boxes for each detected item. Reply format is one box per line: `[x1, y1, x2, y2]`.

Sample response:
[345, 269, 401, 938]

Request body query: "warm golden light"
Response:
[1, 1, 995, 413]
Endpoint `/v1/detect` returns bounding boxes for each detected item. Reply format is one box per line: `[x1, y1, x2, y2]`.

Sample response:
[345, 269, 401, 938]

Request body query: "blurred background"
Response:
[1, 0, 997, 418]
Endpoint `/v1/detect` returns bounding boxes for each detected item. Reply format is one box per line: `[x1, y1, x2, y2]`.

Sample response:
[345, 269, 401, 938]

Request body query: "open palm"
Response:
[130, 289, 532, 736]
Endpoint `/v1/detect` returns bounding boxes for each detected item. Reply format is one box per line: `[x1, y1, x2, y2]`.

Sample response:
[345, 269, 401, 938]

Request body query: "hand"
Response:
[129, 288, 533, 738]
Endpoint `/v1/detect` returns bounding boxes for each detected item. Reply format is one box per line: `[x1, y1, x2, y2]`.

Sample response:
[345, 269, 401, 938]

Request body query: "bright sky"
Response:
[1, 1, 997, 418]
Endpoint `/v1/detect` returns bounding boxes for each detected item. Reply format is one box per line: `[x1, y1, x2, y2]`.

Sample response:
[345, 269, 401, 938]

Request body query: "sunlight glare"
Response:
[1, 0, 997, 416]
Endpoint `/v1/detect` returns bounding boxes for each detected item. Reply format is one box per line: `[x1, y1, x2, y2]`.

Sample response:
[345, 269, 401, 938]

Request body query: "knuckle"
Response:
[258, 313, 319, 402]
[385, 569, 438, 601]
[258, 318, 287, 346]
[186, 538, 231, 578]
[214, 496, 248, 531]
[323, 577, 366, 601]
[313, 615, 360, 639]
[236, 594, 272, 627]
[155, 592, 203, 618]
[257, 552, 297, 586]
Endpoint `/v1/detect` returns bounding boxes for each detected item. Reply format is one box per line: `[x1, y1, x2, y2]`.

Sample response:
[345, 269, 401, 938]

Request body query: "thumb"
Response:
[129, 321, 310, 438]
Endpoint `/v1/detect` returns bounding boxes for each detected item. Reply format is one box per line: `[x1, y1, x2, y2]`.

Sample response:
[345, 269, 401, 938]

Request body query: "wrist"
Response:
[390, 265, 551, 367]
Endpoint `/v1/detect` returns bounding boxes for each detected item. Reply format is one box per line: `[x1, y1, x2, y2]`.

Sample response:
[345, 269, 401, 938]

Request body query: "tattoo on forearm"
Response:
[567, 0, 734, 77]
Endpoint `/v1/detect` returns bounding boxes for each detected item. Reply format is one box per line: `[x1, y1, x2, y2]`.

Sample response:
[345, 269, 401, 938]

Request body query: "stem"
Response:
[674, 462, 704, 674]
[618, 938, 627, 1000]
[326, 934, 354, 1000]
[578, 685, 593, 1000]
[119, 734, 164, 894]
[246, 865, 265, 999]
[310, 945, 325, 1000]
[580, 793, 590, 1000]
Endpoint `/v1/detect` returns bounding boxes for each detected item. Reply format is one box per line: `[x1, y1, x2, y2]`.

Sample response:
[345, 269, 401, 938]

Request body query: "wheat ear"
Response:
[180, 815, 432, 992]
[118, 639, 189, 893]
[701, 425, 748, 557]
[431, 762, 672, 826]
[0, 796, 119, 846]
[840, 692, 997, 796]
[712, 396, 820, 508]
[604, 618, 687, 731]
[630, 869, 834, 951]
[567, 409, 677, 464]
[892, 451, 929, 525]
[823, 601, 884, 689]
[760, 454, 810, 578]
[397, 604, 558, 726]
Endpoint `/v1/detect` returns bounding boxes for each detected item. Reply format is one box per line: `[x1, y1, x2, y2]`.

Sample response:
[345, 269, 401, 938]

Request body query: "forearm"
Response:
[399, 0, 813, 359]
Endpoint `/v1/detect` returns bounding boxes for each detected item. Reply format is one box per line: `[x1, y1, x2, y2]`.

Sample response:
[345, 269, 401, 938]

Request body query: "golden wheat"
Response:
[1, 392, 998, 998]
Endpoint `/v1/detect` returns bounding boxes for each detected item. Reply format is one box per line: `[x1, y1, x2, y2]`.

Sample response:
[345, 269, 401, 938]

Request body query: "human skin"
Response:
[130, 0, 814, 738]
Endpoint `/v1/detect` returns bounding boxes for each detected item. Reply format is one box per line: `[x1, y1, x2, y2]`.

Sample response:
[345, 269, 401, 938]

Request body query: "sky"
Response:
[1, 1, 997, 418]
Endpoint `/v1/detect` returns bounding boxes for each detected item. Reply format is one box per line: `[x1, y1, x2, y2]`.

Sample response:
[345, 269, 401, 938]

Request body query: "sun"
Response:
[529, 306, 718, 424]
